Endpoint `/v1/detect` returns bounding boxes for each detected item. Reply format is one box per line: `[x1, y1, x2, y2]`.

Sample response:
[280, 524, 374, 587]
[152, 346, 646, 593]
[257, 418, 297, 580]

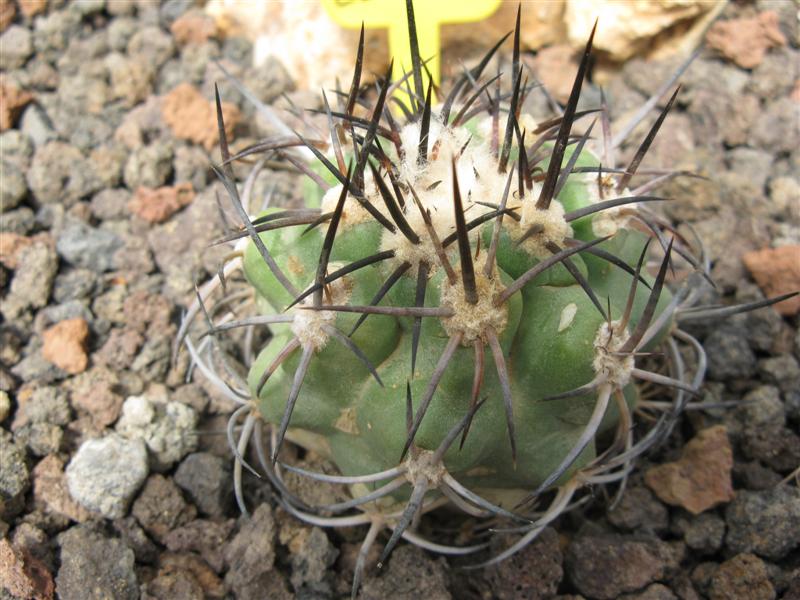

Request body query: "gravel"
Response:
[0, 1, 798, 598]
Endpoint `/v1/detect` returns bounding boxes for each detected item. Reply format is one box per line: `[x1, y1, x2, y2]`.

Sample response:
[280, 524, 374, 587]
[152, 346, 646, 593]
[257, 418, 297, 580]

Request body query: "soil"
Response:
[1, 1, 798, 599]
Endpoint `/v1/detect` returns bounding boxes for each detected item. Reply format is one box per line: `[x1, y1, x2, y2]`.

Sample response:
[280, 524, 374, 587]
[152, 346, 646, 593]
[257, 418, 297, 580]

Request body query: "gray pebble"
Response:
[115, 391, 198, 471]
[679, 513, 726, 555]
[90, 188, 130, 221]
[224, 503, 279, 596]
[19, 103, 57, 148]
[173, 144, 209, 190]
[56, 525, 138, 600]
[123, 141, 174, 190]
[56, 221, 122, 272]
[483, 527, 563, 600]
[15, 422, 63, 456]
[127, 26, 175, 70]
[705, 327, 757, 381]
[748, 48, 799, 98]
[0, 430, 30, 519]
[14, 385, 71, 426]
[0, 130, 35, 170]
[112, 516, 159, 564]
[0, 161, 28, 212]
[360, 545, 449, 600]
[32, 9, 82, 62]
[750, 97, 800, 154]
[0, 206, 35, 234]
[131, 474, 196, 543]
[160, 0, 194, 25]
[174, 452, 231, 516]
[0, 25, 33, 70]
[27, 141, 102, 206]
[608, 486, 670, 534]
[65, 433, 149, 519]
[107, 17, 139, 52]
[52, 268, 98, 303]
[725, 486, 800, 560]
[69, 0, 105, 16]
[757, 354, 800, 395]
[725, 147, 774, 196]
[8, 241, 59, 310]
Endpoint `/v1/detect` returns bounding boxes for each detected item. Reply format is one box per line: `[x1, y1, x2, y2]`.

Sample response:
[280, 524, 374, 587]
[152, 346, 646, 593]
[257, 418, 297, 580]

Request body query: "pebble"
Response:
[65, 433, 148, 519]
[0, 161, 27, 211]
[620, 583, 678, 600]
[360, 545, 451, 600]
[286, 526, 339, 595]
[608, 486, 669, 533]
[56, 221, 123, 273]
[224, 503, 278, 596]
[2, 241, 58, 321]
[0, 206, 35, 234]
[131, 474, 196, 544]
[0, 129, 34, 170]
[173, 144, 209, 190]
[751, 98, 800, 154]
[66, 365, 124, 430]
[26, 141, 102, 206]
[732, 385, 800, 472]
[112, 516, 159, 564]
[645, 426, 735, 515]
[127, 26, 176, 70]
[725, 486, 800, 560]
[163, 517, 235, 572]
[41, 317, 90, 375]
[123, 141, 174, 190]
[115, 390, 198, 471]
[566, 534, 679, 599]
[705, 326, 757, 381]
[484, 526, 563, 599]
[0, 25, 33, 71]
[708, 553, 775, 600]
[174, 452, 231, 517]
[758, 354, 800, 395]
[0, 430, 30, 518]
[19, 103, 57, 148]
[88, 143, 127, 189]
[56, 525, 138, 600]
[52, 268, 97, 303]
[147, 552, 226, 599]
[675, 512, 726, 555]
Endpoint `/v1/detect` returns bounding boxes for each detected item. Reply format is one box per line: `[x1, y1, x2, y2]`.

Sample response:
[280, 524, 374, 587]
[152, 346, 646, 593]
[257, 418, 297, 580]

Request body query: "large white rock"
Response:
[65, 434, 148, 519]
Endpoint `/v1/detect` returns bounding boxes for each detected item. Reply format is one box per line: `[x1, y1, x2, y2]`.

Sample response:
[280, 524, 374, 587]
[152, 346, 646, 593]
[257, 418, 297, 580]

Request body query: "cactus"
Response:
[178, 5, 796, 596]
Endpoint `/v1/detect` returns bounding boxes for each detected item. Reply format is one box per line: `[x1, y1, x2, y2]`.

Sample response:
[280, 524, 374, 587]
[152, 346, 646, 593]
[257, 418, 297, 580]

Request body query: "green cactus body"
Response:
[241, 119, 672, 506]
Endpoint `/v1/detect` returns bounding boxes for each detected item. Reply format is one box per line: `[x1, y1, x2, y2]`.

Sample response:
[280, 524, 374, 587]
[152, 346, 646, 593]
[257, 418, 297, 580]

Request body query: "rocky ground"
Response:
[1, 1, 799, 599]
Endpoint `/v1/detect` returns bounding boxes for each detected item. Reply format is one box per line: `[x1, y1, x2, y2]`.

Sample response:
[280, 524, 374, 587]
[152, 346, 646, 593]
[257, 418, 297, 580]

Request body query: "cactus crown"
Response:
[179, 4, 797, 597]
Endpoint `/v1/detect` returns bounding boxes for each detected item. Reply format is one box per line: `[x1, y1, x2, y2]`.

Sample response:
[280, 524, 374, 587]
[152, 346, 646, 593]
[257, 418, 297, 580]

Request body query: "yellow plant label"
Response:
[322, 0, 501, 105]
